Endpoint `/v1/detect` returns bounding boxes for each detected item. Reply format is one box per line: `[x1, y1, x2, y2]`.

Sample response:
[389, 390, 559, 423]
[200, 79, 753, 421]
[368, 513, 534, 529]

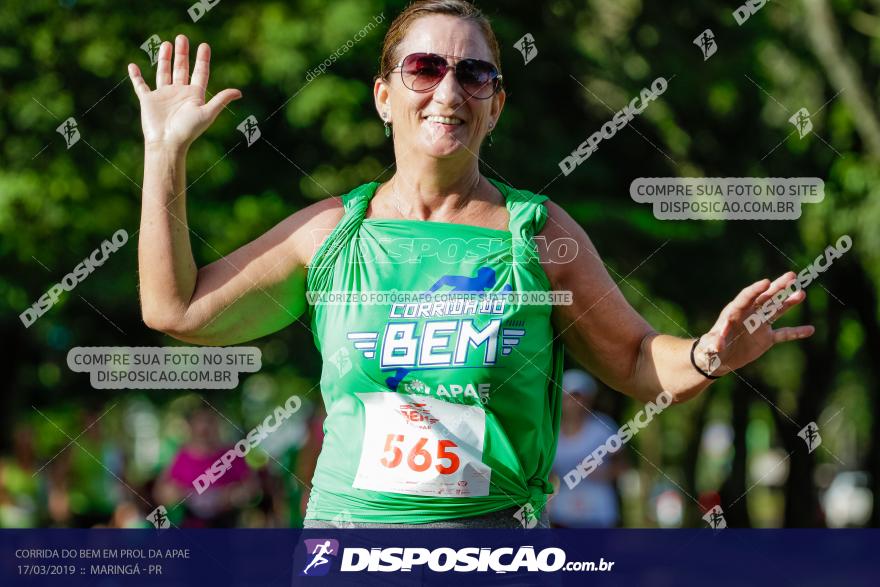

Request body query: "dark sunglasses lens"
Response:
[401, 53, 447, 91]
[456, 59, 498, 98]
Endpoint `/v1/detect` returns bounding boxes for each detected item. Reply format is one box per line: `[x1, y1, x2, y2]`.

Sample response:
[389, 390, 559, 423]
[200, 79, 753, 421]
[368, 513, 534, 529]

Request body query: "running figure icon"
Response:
[302, 540, 336, 575]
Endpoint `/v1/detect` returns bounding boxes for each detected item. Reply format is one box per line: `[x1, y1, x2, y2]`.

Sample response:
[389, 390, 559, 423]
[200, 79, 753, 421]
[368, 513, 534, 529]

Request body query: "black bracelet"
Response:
[690, 337, 722, 380]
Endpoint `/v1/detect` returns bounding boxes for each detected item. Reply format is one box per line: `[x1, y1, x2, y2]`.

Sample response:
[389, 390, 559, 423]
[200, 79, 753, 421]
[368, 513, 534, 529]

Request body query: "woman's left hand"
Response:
[696, 272, 815, 376]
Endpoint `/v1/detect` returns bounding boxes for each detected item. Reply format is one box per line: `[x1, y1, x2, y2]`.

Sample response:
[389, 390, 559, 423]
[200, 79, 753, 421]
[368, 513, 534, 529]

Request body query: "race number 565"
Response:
[380, 434, 461, 474]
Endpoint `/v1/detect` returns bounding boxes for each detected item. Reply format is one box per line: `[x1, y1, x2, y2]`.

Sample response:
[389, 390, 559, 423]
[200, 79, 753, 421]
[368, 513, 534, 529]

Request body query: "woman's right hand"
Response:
[128, 34, 241, 150]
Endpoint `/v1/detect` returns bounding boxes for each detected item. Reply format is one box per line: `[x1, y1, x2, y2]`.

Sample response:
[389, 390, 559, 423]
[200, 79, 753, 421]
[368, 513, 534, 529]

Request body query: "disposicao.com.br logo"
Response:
[297, 540, 614, 575]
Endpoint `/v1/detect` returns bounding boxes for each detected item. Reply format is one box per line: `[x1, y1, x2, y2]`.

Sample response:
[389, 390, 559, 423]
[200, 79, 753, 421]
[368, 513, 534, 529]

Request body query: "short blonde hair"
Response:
[376, 0, 502, 81]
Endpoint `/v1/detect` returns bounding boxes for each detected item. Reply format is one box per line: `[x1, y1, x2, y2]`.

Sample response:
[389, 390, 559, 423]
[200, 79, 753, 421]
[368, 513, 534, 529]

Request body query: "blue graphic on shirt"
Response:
[385, 368, 411, 392]
[383, 267, 511, 391]
[428, 266, 513, 293]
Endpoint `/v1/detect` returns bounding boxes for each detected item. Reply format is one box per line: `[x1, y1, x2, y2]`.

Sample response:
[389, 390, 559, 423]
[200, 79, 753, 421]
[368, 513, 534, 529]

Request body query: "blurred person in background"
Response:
[550, 369, 627, 528]
[0, 426, 39, 528]
[101, 500, 151, 529]
[154, 406, 258, 528]
[45, 411, 123, 527]
[296, 403, 325, 521]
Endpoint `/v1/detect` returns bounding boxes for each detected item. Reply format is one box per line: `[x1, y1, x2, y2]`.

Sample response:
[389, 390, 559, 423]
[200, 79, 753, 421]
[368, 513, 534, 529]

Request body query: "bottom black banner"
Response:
[1, 529, 876, 586]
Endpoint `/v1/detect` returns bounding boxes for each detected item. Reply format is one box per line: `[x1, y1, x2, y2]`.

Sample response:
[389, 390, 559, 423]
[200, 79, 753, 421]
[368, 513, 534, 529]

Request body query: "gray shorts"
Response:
[303, 506, 550, 529]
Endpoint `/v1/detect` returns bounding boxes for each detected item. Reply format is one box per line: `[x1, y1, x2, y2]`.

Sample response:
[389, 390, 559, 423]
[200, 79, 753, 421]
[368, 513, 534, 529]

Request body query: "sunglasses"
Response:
[391, 52, 503, 100]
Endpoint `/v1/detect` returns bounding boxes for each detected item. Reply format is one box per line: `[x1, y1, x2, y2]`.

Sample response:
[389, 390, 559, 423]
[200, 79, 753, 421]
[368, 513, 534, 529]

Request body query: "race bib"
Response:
[352, 392, 491, 497]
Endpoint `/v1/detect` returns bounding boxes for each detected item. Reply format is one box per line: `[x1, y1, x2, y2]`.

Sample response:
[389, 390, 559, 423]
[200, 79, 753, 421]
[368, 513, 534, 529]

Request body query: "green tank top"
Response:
[304, 177, 564, 524]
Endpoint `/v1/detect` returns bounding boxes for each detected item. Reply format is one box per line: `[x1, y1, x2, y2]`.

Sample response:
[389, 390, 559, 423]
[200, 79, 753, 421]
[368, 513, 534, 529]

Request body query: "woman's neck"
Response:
[393, 174, 483, 220]
[386, 148, 491, 221]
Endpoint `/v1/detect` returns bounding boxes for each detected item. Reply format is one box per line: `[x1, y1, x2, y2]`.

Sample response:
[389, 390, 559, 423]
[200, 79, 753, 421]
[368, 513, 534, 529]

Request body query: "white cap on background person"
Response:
[562, 369, 597, 398]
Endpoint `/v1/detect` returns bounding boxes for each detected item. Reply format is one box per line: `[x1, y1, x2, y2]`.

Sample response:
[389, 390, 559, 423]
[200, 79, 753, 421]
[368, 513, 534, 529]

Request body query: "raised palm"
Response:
[701, 271, 814, 376]
[128, 35, 241, 148]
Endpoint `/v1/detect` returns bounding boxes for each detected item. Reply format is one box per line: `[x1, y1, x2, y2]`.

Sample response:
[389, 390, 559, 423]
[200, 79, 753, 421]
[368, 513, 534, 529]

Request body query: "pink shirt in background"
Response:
[167, 446, 252, 488]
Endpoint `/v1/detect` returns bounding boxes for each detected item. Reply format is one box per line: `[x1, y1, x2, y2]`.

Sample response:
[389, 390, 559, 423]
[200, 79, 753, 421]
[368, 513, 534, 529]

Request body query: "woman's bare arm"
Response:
[129, 35, 343, 345]
[139, 168, 341, 345]
[540, 201, 814, 404]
